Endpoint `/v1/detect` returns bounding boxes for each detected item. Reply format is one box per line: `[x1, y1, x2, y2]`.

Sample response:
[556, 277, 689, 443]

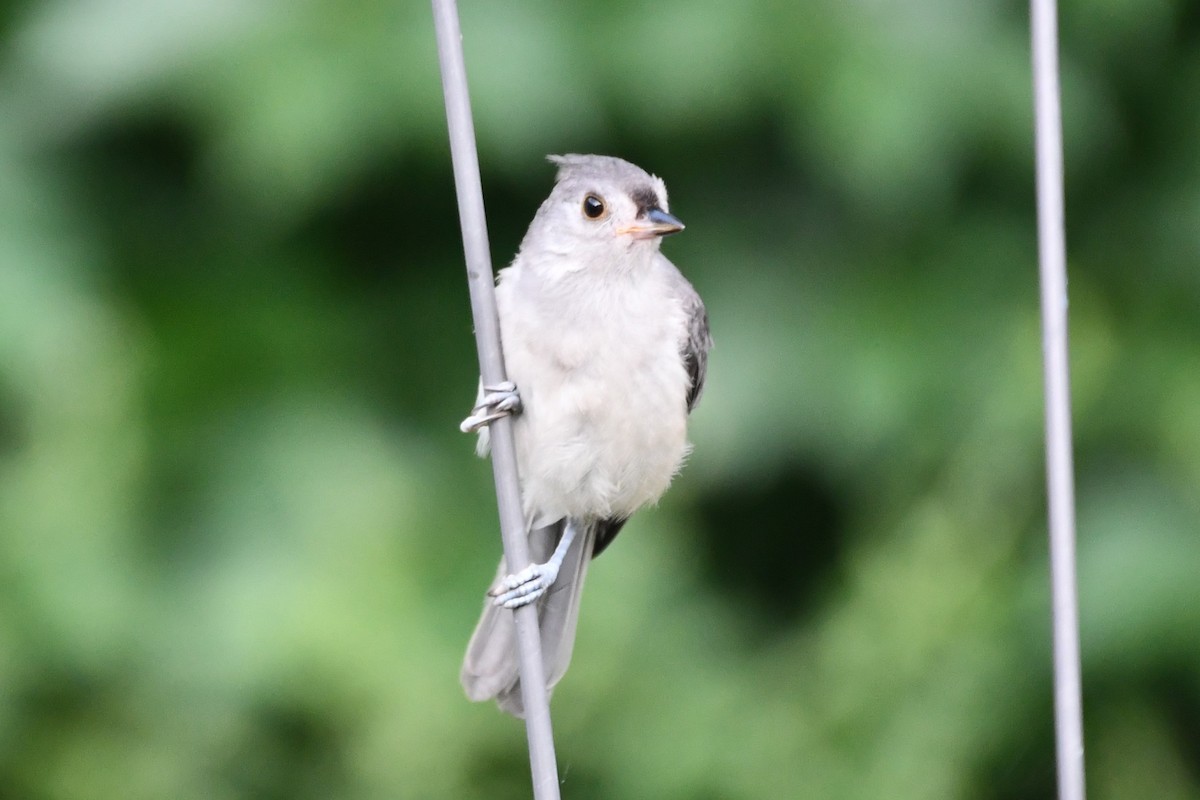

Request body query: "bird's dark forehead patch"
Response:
[629, 186, 661, 214]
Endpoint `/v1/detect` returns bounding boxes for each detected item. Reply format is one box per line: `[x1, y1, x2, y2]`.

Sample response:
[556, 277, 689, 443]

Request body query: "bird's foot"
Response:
[489, 559, 561, 609]
[460, 381, 522, 433]
[489, 519, 580, 609]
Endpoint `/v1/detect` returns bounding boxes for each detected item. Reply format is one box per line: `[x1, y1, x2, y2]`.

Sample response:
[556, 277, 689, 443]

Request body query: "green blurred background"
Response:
[2, 0, 1199, 797]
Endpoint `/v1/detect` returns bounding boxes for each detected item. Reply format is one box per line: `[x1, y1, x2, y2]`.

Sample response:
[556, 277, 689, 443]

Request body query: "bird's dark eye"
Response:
[582, 194, 607, 220]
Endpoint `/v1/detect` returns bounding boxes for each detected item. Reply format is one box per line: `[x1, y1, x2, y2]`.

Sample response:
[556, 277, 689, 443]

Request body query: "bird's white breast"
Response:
[496, 260, 692, 526]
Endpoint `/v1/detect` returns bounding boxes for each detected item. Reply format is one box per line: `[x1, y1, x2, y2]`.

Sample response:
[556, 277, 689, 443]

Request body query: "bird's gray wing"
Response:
[591, 517, 627, 559]
[682, 288, 711, 413]
[658, 255, 712, 413]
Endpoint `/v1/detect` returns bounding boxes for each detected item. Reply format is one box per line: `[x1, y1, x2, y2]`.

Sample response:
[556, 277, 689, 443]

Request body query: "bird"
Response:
[460, 154, 711, 716]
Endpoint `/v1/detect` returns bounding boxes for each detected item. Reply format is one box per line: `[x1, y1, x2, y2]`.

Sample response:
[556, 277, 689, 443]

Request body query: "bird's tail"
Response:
[460, 519, 595, 717]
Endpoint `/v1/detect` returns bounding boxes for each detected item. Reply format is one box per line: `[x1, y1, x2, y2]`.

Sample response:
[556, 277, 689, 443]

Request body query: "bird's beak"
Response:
[618, 207, 685, 239]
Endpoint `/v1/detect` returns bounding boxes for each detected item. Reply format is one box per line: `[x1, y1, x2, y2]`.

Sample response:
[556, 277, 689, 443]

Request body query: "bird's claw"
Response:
[460, 381, 522, 433]
[488, 559, 560, 609]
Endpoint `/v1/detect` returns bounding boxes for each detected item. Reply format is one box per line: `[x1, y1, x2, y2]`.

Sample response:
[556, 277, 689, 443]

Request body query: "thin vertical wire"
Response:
[1031, 1, 1086, 799]
[430, 2, 562, 797]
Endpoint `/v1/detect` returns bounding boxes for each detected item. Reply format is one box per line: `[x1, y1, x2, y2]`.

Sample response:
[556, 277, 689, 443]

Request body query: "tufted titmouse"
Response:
[460, 154, 711, 716]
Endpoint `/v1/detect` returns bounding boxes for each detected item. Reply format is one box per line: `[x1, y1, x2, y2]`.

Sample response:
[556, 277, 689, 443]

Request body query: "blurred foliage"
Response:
[1, 0, 1199, 798]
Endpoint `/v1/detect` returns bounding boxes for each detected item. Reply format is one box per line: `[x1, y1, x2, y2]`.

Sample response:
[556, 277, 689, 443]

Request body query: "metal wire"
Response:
[430, 1, 562, 796]
[1031, 1, 1087, 797]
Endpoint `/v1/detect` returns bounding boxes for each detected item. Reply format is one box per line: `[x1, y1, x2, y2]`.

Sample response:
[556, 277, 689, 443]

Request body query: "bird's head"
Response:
[522, 154, 684, 270]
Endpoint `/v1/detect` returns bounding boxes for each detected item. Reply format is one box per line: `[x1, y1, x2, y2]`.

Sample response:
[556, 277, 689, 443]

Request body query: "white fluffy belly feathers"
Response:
[497, 270, 692, 526]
